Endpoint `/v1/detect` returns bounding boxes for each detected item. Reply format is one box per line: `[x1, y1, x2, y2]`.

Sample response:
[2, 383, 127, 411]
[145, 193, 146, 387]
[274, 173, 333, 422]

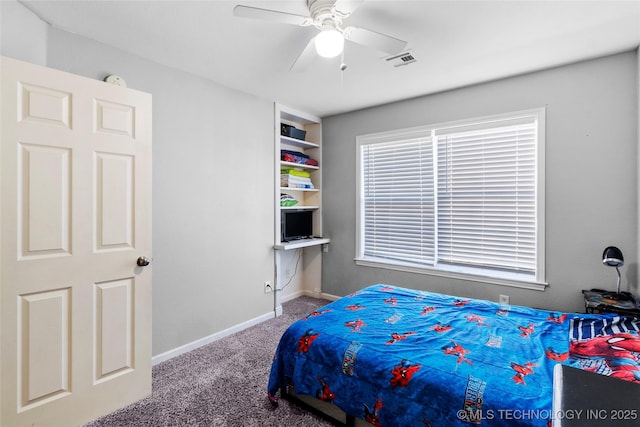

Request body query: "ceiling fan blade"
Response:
[233, 5, 311, 26]
[289, 37, 318, 72]
[343, 26, 407, 54]
[332, 0, 365, 17]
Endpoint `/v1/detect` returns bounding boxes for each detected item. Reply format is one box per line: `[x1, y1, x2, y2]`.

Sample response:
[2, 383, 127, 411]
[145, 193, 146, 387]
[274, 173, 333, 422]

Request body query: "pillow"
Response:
[568, 316, 640, 383]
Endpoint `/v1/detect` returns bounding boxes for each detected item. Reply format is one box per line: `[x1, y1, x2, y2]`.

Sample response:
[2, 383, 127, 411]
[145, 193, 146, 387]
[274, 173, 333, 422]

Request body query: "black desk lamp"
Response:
[602, 246, 624, 295]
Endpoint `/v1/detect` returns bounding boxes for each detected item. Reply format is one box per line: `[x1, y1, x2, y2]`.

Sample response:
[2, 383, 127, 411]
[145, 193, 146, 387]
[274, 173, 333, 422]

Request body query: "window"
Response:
[356, 109, 545, 288]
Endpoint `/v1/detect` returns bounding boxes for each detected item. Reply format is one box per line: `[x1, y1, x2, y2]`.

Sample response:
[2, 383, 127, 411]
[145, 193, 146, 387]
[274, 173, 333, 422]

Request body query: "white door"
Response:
[0, 56, 152, 427]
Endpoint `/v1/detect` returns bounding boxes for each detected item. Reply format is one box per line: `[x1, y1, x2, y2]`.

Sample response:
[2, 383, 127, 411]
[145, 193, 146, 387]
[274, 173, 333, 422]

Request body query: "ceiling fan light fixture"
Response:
[315, 29, 344, 58]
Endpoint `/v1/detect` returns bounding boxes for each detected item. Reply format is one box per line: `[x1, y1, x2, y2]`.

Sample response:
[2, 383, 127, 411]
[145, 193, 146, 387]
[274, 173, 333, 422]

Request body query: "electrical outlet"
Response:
[264, 280, 273, 294]
[499, 294, 510, 305]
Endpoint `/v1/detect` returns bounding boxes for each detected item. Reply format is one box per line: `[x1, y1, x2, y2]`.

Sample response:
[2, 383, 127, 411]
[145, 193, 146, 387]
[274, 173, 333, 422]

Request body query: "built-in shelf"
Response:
[274, 237, 331, 250]
[280, 136, 319, 149]
[274, 104, 326, 313]
[280, 186, 319, 192]
[281, 161, 319, 170]
[281, 205, 320, 210]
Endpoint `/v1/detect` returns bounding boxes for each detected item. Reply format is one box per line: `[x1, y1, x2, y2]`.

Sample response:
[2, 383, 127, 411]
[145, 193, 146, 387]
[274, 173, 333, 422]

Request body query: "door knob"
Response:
[137, 256, 151, 267]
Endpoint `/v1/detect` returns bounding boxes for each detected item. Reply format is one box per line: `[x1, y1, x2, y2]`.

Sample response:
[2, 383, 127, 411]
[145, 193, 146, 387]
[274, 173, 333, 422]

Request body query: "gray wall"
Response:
[1, 2, 276, 357]
[322, 51, 639, 313]
[0, 0, 47, 66]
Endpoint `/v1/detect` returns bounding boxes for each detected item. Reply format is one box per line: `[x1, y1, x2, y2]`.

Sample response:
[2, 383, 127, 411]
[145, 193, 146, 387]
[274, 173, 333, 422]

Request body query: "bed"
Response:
[267, 284, 640, 426]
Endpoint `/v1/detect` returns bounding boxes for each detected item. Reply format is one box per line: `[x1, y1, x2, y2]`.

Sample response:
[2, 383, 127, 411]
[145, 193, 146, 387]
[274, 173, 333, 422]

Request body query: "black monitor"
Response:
[282, 210, 313, 241]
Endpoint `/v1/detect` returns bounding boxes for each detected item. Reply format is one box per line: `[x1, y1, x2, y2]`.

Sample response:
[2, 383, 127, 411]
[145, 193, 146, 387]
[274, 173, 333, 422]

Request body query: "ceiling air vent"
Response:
[385, 50, 417, 67]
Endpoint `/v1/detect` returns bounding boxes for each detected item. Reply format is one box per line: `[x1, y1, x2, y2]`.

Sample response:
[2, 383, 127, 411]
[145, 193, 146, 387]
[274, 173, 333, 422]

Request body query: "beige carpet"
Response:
[85, 296, 335, 427]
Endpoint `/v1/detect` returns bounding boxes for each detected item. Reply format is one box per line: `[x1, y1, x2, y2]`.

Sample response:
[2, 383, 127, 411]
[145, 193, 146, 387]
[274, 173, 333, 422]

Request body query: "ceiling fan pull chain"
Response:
[340, 50, 347, 87]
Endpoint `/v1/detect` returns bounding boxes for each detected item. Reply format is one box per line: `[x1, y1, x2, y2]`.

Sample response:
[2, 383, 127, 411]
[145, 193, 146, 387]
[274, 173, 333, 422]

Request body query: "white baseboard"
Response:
[153, 290, 343, 365]
[319, 291, 341, 301]
[274, 289, 340, 316]
[279, 289, 340, 303]
[285, 289, 341, 302]
[152, 310, 276, 366]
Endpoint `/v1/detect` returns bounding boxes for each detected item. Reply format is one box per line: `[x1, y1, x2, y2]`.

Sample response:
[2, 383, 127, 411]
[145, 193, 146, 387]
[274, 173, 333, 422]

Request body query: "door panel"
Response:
[94, 99, 135, 137]
[18, 288, 71, 410]
[1, 56, 152, 427]
[95, 278, 134, 381]
[18, 82, 71, 128]
[19, 143, 71, 258]
[95, 152, 134, 250]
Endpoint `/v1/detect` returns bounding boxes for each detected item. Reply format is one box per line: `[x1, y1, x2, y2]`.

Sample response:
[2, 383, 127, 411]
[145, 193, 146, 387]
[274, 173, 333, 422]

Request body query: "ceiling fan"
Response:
[233, 0, 408, 71]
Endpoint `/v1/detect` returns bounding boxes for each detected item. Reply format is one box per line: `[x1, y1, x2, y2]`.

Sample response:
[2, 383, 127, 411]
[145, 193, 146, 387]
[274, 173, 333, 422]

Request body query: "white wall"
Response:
[1, 1, 277, 357]
[322, 51, 639, 313]
[0, 0, 47, 65]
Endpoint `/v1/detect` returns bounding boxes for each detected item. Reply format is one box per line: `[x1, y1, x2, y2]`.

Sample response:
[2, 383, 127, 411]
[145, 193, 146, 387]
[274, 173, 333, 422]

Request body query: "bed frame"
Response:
[282, 387, 359, 426]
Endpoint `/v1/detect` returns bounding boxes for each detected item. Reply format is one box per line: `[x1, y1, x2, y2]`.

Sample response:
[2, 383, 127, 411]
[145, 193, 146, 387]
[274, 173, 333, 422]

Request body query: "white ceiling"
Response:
[21, 0, 640, 117]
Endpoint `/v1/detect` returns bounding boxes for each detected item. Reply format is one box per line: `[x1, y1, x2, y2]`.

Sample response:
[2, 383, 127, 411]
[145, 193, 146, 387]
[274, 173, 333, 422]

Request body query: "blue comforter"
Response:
[268, 284, 574, 426]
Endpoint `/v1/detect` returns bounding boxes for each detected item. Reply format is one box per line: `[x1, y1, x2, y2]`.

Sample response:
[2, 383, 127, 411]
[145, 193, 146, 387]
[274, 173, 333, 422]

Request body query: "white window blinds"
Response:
[435, 120, 537, 274]
[358, 111, 543, 283]
[362, 137, 435, 266]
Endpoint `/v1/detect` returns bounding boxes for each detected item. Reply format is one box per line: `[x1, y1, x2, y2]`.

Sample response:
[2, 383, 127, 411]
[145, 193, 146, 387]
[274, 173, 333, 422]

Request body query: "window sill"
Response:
[354, 258, 548, 292]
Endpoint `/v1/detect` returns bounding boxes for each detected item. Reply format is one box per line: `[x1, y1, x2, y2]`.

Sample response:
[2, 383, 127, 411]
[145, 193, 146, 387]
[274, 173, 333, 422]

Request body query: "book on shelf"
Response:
[281, 183, 314, 189]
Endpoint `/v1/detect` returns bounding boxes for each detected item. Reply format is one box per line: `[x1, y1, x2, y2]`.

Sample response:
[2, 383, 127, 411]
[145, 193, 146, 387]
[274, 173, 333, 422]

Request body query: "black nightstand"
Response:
[582, 289, 640, 317]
